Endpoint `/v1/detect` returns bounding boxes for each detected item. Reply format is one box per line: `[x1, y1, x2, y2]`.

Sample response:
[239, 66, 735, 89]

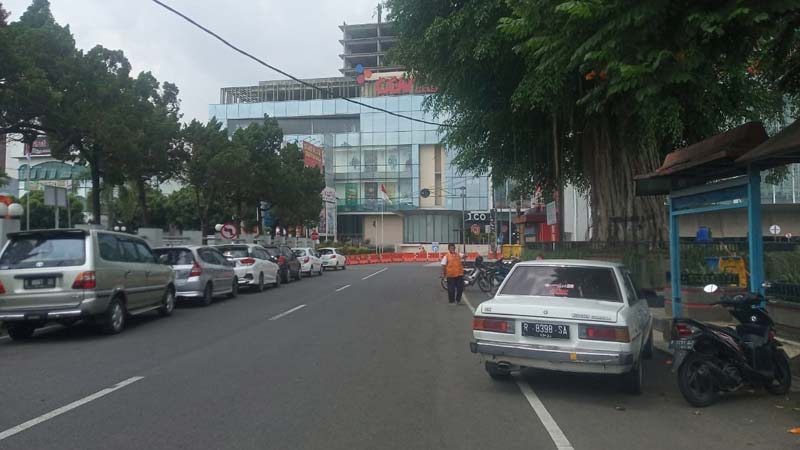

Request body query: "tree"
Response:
[388, 0, 796, 242]
[45, 45, 135, 223]
[122, 72, 181, 226]
[20, 190, 84, 230]
[269, 142, 324, 229]
[0, 0, 76, 141]
[177, 119, 249, 236]
[0, 3, 9, 26]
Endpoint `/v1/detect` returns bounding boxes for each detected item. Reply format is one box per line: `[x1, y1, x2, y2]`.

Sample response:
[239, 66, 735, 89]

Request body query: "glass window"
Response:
[265, 247, 281, 258]
[98, 233, 122, 262]
[398, 95, 413, 112]
[623, 270, 640, 304]
[199, 249, 218, 265]
[500, 266, 622, 302]
[134, 241, 156, 264]
[210, 249, 229, 266]
[217, 246, 250, 258]
[119, 240, 140, 263]
[153, 248, 194, 265]
[0, 234, 86, 269]
[373, 113, 386, 132]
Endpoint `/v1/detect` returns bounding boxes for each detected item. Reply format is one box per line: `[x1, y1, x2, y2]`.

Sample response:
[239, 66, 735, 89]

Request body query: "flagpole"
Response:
[25, 142, 31, 230]
[381, 199, 384, 256]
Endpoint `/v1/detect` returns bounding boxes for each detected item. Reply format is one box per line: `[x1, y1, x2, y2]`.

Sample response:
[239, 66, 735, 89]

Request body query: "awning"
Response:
[736, 118, 800, 168]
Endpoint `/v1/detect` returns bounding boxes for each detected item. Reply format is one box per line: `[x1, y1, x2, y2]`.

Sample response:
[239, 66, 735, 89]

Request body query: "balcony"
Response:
[337, 198, 417, 213]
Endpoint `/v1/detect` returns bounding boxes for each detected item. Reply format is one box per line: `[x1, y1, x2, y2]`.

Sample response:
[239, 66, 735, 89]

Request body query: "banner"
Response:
[24, 136, 51, 157]
[302, 141, 323, 170]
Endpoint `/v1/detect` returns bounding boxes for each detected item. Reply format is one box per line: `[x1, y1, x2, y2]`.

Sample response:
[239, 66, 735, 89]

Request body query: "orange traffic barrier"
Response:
[467, 252, 479, 261]
[368, 254, 381, 264]
[393, 253, 404, 263]
[349, 257, 360, 265]
[427, 252, 441, 263]
[379, 253, 392, 263]
[403, 253, 415, 262]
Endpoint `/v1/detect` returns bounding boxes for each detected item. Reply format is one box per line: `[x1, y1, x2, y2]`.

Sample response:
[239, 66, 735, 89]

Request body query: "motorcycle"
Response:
[440, 256, 488, 291]
[481, 257, 519, 295]
[670, 283, 792, 407]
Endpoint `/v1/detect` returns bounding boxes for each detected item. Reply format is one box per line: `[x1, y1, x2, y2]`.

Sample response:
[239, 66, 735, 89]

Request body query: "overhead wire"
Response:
[150, 0, 450, 128]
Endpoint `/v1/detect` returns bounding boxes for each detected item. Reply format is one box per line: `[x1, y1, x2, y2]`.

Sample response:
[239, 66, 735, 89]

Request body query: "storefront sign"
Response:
[24, 136, 51, 157]
[374, 76, 438, 96]
[321, 187, 336, 203]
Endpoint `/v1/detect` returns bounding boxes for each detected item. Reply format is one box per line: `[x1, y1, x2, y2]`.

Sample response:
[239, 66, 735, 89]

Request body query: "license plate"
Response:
[670, 339, 694, 350]
[522, 322, 570, 339]
[24, 278, 56, 289]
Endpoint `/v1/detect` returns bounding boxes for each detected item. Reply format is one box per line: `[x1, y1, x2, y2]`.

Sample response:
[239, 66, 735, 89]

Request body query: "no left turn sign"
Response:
[220, 223, 238, 240]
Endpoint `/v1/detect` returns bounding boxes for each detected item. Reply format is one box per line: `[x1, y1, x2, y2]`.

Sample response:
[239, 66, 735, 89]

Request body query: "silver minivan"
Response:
[0, 229, 176, 340]
[152, 246, 238, 306]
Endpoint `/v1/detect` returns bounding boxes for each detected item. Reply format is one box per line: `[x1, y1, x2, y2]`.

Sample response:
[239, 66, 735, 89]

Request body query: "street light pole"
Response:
[460, 186, 466, 254]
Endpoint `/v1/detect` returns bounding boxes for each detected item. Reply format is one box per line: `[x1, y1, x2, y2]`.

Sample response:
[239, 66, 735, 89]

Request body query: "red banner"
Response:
[302, 141, 323, 170]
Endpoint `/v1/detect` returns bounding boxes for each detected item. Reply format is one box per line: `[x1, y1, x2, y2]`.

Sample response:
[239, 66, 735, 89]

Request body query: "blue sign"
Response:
[497, 235, 503, 245]
[432, 245, 439, 252]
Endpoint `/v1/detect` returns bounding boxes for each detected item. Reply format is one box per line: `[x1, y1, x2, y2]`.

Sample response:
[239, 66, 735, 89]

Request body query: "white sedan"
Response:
[470, 259, 653, 394]
[292, 247, 323, 277]
[318, 247, 346, 270]
[215, 244, 281, 291]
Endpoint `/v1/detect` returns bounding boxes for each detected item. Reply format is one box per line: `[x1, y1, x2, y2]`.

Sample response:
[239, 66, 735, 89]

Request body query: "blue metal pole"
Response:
[747, 165, 765, 298]
[669, 198, 682, 317]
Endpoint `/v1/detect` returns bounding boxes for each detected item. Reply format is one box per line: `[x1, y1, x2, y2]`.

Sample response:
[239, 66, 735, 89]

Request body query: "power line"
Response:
[150, 0, 449, 128]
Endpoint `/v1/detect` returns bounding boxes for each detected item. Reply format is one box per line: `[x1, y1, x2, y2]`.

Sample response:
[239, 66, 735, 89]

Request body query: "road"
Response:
[0, 263, 798, 450]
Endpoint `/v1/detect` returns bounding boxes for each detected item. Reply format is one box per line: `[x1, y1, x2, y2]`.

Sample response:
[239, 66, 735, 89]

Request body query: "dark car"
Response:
[263, 245, 302, 284]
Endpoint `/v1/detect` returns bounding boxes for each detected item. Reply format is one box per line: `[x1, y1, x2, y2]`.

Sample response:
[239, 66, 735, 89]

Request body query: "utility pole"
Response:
[461, 186, 466, 254]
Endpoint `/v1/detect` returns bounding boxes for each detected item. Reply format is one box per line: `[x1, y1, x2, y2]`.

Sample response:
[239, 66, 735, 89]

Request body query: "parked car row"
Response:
[0, 228, 348, 341]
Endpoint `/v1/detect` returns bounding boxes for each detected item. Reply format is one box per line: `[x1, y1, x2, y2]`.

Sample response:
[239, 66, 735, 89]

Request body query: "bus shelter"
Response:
[636, 120, 800, 317]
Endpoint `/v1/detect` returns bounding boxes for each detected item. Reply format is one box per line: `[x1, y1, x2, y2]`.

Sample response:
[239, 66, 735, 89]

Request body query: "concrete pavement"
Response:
[0, 264, 798, 449]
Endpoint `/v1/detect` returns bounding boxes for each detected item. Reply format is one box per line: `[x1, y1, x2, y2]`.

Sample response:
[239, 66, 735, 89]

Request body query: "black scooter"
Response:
[670, 284, 792, 407]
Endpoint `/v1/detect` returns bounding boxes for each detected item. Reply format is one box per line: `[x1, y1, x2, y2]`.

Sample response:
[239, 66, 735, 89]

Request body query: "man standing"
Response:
[441, 243, 465, 305]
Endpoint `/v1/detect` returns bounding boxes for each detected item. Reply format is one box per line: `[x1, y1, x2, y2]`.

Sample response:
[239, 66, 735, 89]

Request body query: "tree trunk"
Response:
[582, 118, 667, 243]
[90, 151, 102, 226]
[136, 178, 149, 226]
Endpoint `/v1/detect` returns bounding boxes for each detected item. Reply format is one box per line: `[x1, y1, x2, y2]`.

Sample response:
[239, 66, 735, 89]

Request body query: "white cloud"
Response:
[4, 0, 380, 122]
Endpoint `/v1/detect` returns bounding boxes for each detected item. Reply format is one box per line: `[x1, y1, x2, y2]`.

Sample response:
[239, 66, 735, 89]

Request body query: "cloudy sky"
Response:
[4, 0, 381, 122]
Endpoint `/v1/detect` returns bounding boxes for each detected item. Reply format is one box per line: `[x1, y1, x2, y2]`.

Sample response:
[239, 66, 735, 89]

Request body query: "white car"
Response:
[292, 247, 323, 277]
[470, 260, 653, 394]
[318, 247, 346, 270]
[215, 244, 281, 291]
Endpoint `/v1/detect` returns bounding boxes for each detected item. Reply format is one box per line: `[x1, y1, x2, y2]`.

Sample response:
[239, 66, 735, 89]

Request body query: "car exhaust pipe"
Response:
[497, 361, 512, 371]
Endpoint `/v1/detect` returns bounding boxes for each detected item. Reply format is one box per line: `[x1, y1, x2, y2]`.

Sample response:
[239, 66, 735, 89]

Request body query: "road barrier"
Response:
[341, 252, 496, 265]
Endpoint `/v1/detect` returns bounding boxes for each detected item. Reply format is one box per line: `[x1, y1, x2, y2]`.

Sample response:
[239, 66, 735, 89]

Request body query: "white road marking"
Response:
[516, 379, 575, 450]
[0, 376, 144, 441]
[462, 292, 476, 314]
[361, 267, 388, 280]
[335, 284, 351, 292]
[268, 304, 306, 321]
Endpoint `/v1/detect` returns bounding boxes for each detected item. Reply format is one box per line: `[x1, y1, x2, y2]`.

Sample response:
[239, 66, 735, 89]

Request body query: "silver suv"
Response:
[0, 229, 175, 340]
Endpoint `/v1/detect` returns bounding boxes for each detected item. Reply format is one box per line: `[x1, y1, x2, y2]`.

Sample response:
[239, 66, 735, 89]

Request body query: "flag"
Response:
[379, 184, 392, 203]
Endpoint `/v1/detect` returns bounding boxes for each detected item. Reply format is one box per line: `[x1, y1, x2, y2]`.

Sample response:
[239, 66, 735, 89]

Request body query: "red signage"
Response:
[24, 136, 51, 157]
[470, 224, 481, 235]
[302, 141, 323, 170]
[311, 230, 319, 241]
[373, 76, 438, 96]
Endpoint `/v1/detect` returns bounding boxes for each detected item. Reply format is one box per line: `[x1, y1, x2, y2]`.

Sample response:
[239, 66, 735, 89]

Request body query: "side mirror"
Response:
[703, 284, 719, 294]
[159, 254, 170, 265]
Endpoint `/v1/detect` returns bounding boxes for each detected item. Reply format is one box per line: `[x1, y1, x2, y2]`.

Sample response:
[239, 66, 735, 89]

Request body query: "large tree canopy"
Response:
[388, 0, 799, 242]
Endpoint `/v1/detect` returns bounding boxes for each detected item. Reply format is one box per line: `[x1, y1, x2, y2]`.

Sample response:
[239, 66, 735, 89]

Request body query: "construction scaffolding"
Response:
[220, 77, 362, 104]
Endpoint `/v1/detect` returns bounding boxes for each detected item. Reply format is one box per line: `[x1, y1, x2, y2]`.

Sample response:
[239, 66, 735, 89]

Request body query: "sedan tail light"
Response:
[240, 258, 256, 266]
[189, 262, 203, 277]
[278, 256, 286, 265]
[0, 280, 6, 294]
[579, 324, 630, 342]
[72, 271, 97, 290]
[473, 317, 515, 334]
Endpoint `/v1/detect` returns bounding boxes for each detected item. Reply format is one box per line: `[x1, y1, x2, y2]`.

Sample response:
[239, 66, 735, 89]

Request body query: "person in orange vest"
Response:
[441, 243, 465, 305]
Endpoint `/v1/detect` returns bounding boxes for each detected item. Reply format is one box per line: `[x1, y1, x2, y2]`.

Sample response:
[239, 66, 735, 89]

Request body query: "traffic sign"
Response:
[786, 232, 793, 240]
[770, 224, 781, 235]
[220, 223, 238, 240]
[471, 223, 481, 235]
[431, 241, 439, 252]
[311, 230, 319, 241]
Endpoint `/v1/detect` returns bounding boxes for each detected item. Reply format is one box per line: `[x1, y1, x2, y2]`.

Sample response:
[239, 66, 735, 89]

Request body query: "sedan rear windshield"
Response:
[500, 265, 621, 302]
[217, 246, 249, 259]
[0, 235, 86, 269]
[153, 248, 194, 265]
[318, 249, 334, 255]
[293, 249, 307, 257]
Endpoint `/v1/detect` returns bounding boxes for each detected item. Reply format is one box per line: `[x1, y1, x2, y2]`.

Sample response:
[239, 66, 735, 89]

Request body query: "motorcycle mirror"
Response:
[703, 284, 719, 294]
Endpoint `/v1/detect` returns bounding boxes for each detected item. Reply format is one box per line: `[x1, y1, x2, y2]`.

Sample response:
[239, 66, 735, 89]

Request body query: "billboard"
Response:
[24, 136, 51, 157]
[302, 141, 323, 170]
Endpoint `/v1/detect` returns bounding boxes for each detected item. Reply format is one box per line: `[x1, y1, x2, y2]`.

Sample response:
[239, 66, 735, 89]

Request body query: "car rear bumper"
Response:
[0, 296, 110, 323]
[234, 268, 257, 285]
[322, 259, 338, 266]
[175, 278, 205, 298]
[470, 340, 634, 374]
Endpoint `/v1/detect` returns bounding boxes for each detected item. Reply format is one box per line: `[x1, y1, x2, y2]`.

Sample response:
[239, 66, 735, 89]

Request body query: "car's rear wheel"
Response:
[201, 283, 213, 306]
[228, 278, 239, 298]
[282, 268, 291, 284]
[318, 265, 323, 276]
[257, 273, 265, 292]
[7, 323, 36, 341]
[643, 329, 654, 359]
[622, 359, 643, 395]
[158, 288, 175, 317]
[485, 362, 511, 380]
[100, 297, 126, 335]
[273, 271, 281, 288]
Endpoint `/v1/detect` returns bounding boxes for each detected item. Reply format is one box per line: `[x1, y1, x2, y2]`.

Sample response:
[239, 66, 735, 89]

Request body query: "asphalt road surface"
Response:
[1, 264, 798, 450]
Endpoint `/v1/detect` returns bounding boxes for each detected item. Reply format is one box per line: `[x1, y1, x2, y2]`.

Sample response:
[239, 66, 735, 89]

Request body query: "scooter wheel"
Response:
[677, 353, 719, 407]
[765, 349, 792, 395]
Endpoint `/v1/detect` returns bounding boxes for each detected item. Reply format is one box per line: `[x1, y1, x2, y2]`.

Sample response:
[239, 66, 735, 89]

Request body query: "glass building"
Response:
[209, 79, 491, 246]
